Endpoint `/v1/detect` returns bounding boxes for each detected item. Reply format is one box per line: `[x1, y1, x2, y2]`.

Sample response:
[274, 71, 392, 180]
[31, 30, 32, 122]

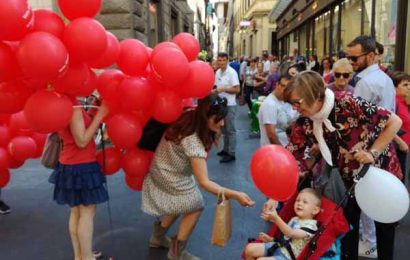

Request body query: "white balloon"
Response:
[355, 166, 409, 223]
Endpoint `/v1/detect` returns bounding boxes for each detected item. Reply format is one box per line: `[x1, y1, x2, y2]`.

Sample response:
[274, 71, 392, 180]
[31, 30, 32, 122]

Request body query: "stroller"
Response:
[243, 193, 349, 259]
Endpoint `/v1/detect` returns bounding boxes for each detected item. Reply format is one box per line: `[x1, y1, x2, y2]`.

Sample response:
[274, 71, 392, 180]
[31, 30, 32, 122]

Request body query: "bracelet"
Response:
[369, 149, 380, 160]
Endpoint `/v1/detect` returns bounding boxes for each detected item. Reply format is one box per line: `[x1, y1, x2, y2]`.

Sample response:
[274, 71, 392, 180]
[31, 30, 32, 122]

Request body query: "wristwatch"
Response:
[369, 149, 381, 160]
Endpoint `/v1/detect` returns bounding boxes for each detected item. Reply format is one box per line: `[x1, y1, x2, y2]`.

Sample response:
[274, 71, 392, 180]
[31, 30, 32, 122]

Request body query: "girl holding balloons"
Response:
[282, 71, 402, 260]
[48, 98, 109, 260]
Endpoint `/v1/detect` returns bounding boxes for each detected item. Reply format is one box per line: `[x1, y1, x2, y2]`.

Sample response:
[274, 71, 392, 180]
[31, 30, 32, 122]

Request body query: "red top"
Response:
[396, 95, 410, 146]
[58, 103, 97, 165]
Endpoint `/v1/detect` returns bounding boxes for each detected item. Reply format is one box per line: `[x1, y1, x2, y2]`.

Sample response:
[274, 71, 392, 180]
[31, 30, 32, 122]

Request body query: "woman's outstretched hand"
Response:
[235, 192, 255, 207]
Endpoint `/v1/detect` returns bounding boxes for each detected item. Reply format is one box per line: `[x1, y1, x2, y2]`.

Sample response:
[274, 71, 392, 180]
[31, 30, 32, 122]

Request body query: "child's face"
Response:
[294, 192, 320, 219]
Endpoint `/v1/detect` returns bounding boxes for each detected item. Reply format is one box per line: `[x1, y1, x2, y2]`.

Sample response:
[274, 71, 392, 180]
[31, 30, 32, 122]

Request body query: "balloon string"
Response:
[73, 105, 100, 108]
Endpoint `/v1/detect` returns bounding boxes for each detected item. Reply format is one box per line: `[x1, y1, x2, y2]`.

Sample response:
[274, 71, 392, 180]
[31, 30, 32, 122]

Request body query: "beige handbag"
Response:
[211, 189, 232, 247]
[40, 132, 62, 169]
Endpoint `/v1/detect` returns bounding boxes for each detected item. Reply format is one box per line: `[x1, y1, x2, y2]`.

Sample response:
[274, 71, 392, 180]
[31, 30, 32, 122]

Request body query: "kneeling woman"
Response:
[142, 93, 255, 260]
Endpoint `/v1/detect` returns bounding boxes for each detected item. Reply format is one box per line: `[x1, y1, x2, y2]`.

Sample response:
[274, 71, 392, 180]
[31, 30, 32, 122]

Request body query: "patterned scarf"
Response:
[309, 88, 336, 166]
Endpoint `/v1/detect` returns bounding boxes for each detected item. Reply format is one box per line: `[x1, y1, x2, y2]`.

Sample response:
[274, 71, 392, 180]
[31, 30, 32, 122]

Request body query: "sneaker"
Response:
[0, 200, 11, 215]
[358, 240, 377, 259]
[216, 150, 228, 157]
[220, 155, 236, 163]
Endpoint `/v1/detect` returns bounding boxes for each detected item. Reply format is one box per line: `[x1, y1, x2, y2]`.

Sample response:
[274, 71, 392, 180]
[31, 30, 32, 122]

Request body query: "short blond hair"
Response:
[299, 188, 322, 207]
[332, 58, 353, 73]
[284, 71, 326, 107]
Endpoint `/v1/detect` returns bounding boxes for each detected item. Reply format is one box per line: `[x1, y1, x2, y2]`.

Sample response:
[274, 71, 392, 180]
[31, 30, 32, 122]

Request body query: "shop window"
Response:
[340, 0, 362, 50]
[363, 0, 372, 35]
[375, 0, 397, 70]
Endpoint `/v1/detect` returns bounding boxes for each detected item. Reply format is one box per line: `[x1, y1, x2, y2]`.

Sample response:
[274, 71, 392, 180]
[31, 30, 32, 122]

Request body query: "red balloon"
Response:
[150, 42, 180, 61]
[8, 136, 38, 161]
[33, 10, 65, 38]
[16, 32, 69, 80]
[0, 80, 32, 114]
[52, 62, 90, 95]
[0, 114, 11, 125]
[0, 169, 10, 188]
[0, 42, 21, 81]
[96, 69, 125, 108]
[9, 111, 32, 136]
[152, 90, 183, 123]
[24, 90, 74, 133]
[178, 61, 215, 98]
[63, 18, 107, 62]
[0, 125, 11, 148]
[58, 0, 102, 20]
[8, 156, 24, 169]
[106, 113, 142, 149]
[172, 33, 200, 62]
[96, 147, 122, 175]
[250, 145, 299, 201]
[122, 148, 151, 178]
[31, 132, 48, 158]
[118, 77, 155, 111]
[0, 148, 9, 170]
[0, 0, 34, 41]
[117, 39, 149, 76]
[71, 68, 97, 97]
[151, 47, 189, 85]
[22, 78, 48, 91]
[88, 32, 120, 69]
[125, 175, 144, 191]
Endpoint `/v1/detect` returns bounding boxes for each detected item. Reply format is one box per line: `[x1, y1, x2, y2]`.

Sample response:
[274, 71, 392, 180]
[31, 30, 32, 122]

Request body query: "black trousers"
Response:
[341, 196, 396, 260]
[244, 85, 254, 111]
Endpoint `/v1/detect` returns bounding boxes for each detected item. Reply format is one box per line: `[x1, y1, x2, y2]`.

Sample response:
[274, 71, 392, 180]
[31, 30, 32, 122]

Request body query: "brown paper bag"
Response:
[211, 189, 232, 247]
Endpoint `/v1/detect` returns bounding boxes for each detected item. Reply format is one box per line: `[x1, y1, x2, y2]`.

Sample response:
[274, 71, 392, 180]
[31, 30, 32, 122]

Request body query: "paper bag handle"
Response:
[217, 188, 226, 204]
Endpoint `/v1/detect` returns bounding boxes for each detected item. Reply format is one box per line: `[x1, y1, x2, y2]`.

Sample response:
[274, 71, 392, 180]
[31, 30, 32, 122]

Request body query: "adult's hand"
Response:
[353, 150, 374, 164]
[235, 192, 255, 207]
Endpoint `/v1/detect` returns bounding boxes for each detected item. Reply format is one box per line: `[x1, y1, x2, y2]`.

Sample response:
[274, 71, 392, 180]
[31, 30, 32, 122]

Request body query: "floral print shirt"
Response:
[286, 92, 402, 187]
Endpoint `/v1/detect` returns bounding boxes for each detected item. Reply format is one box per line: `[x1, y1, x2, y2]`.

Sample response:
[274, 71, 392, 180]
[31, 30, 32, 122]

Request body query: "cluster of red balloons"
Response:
[0, 113, 48, 188]
[250, 145, 299, 201]
[0, 0, 215, 191]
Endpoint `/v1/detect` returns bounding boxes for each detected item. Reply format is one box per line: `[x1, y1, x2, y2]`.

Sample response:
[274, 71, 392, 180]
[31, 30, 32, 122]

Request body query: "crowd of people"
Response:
[208, 35, 409, 260]
[1, 35, 409, 260]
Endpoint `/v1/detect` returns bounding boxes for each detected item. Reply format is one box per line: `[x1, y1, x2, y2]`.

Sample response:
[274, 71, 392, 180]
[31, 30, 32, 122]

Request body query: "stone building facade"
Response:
[98, 0, 195, 46]
[29, 0, 196, 48]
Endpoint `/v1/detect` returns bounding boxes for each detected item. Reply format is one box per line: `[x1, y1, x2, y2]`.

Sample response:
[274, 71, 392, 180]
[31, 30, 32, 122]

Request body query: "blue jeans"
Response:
[221, 106, 236, 156]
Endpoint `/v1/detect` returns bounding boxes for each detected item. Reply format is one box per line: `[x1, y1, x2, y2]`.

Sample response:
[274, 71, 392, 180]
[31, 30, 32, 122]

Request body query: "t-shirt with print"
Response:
[280, 217, 318, 259]
[214, 66, 240, 106]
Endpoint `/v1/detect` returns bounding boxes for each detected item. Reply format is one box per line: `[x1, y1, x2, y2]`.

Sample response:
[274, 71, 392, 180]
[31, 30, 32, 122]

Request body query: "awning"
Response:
[268, 0, 292, 22]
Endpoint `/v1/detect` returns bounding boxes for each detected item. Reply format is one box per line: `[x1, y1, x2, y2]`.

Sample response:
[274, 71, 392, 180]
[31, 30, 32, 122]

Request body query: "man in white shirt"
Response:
[213, 52, 240, 163]
[258, 74, 295, 147]
[346, 35, 396, 260]
[348, 36, 396, 112]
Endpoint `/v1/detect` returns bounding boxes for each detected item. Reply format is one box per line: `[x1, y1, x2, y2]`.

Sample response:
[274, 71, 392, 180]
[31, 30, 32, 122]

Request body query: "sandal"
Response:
[93, 251, 103, 259]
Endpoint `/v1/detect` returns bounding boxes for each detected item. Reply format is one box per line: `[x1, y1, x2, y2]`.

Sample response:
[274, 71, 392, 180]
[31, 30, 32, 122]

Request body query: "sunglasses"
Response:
[288, 98, 304, 107]
[346, 52, 369, 62]
[334, 72, 350, 79]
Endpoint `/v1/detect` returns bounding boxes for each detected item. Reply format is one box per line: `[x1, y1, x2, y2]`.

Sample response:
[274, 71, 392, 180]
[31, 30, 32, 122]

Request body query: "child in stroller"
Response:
[244, 188, 349, 260]
[245, 188, 321, 260]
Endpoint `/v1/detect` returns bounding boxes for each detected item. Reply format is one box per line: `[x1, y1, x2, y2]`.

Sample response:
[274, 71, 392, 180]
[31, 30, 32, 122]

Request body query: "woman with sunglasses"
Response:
[141, 93, 255, 260]
[283, 71, 402, 260]
[327, 58, 354, 94]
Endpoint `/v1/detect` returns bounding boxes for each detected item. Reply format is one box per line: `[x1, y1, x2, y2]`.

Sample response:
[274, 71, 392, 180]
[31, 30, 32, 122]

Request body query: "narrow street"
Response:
[1, 105, 409, 259]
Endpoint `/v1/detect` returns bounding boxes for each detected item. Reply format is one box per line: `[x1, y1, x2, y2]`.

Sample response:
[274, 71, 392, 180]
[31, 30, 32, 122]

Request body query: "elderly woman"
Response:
[327, 58, 355, 94]
[283, 71, 402, 260]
